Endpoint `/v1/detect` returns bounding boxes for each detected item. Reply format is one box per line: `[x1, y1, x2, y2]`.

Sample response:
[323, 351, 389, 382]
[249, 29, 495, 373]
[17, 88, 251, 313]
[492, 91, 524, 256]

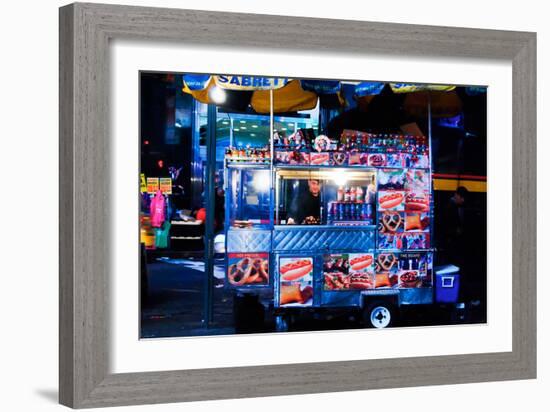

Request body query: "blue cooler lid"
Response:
[435, 264, 460, 275]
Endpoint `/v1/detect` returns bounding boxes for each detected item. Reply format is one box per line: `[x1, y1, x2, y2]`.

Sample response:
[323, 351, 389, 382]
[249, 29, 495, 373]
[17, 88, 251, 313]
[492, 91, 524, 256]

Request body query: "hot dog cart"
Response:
[224, 129, 435, 328]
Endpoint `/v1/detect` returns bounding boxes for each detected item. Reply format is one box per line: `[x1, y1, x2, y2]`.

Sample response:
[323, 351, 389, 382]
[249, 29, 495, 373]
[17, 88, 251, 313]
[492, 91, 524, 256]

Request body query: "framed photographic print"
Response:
[59, 2, 536, 408]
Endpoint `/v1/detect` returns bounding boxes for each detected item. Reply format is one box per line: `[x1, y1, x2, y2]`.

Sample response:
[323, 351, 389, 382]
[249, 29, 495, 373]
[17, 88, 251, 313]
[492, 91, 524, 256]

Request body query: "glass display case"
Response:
[274, 168, 377, 226]
[226, 165, 272, 229]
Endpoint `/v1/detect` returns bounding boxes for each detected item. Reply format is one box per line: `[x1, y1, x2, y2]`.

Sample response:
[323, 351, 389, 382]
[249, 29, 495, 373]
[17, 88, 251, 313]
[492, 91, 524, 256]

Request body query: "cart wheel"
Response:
[364, 301, 394, 329]
[275, 315, 289, 332]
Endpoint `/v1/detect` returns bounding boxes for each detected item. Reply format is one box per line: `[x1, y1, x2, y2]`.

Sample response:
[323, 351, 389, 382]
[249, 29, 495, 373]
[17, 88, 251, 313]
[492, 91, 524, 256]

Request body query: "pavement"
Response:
[141, 258, 235, 338]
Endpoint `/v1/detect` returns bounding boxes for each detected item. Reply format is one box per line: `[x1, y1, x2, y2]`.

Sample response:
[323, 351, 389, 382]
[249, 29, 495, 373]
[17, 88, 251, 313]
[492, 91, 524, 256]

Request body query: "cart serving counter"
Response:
[224, 129, 435, 328]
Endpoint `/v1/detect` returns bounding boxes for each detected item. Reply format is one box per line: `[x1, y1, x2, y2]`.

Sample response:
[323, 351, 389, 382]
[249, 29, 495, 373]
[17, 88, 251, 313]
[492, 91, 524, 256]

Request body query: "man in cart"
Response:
[286, 179, 322, 225]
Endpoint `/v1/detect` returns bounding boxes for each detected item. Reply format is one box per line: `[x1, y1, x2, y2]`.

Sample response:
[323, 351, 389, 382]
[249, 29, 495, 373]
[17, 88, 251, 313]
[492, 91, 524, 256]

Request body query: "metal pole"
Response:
[428, 94, 433, 171]
[203, 103, 217, 327]
[190, 100, 203, 209]
[229, 117, 234, 147]
[428, 93, 435, 264]
[270, 89, 276, 225]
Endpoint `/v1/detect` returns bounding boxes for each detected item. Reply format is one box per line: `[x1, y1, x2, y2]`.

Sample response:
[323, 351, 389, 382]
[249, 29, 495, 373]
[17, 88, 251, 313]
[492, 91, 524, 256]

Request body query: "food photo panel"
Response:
[324, 253, 375, 290]
[227, 253, 269, 287]
[378, 190, 406, 211]
[378, 169, 407, 191]
[279, 256, 314, 306]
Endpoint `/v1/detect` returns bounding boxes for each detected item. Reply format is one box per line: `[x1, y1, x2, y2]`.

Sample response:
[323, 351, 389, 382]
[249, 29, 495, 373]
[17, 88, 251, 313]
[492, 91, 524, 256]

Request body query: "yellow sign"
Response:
[140, 173, 147, 193]
[433, 178, 487, 193]
[214, 75, 290, 91]
[146, 177, 159, 194]
[159, 177, 172, 194]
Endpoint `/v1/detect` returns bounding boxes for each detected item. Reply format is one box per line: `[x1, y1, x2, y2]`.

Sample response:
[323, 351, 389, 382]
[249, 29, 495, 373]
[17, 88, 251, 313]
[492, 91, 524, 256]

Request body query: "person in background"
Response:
[442, 186, 479, 303]
[214, 173, 225, 232]
[443, 186, 468, 257]
[287, 179, 321, 225]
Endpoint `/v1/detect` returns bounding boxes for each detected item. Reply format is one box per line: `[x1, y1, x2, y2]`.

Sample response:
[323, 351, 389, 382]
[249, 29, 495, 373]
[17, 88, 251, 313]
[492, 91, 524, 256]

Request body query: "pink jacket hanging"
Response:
[150, 190, 166, 228]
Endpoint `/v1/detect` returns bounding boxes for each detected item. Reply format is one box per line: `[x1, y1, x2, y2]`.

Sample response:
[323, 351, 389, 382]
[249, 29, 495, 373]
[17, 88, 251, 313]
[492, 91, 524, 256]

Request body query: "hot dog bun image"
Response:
[378, 191, 405, 210]
[349, 254, 373, 271]
[405, 192, 430, 212]
[280, 258, 313, 281]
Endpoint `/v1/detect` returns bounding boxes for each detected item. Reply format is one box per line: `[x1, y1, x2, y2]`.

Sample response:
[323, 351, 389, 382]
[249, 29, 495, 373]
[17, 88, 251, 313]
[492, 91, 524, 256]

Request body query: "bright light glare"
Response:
[252, 171, 271, 192]
[209, 86, 226, 104]
[332, 170, 348, 186]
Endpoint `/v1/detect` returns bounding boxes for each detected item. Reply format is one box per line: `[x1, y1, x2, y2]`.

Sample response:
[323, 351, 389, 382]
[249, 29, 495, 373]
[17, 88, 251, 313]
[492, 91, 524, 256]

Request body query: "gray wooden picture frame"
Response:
[59, 2, 536, 408]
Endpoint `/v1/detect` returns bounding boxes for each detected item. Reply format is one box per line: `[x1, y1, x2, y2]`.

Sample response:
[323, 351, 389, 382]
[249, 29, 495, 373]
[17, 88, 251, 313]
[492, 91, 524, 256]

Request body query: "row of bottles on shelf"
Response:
[340, 130, 428, 155]
[336, 185, 375, 203]
[224, 130, 429, 164]
[273, 128, 428, 155]
[225, 145, 270, 163]
[328, 202, 374, 224]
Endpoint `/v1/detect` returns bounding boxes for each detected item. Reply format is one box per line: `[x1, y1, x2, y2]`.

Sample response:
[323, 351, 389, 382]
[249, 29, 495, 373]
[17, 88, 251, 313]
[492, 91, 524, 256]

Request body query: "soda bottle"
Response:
[330, 202, 336, 221]
[338, 203, 344, 221]
[337, 186, 344, 202]
[344, 187, 351, 202]
[360, 203, 367, 221]
[356, 186, 364, 203]
[344, 203, 350, 220]
[354, 204, 361, 221]
[350, 187, 356, 202]
[396, 235, 402, 249]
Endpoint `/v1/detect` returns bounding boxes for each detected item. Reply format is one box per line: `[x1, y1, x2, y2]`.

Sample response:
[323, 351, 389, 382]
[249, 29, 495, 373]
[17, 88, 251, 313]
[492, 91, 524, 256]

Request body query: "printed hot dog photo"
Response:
[405, 192, 430, 212]
[279, 256, 314, 306]
[349, 253, 374, 272]
[378, 190, 406, 211]
[280, 258, 313, 282]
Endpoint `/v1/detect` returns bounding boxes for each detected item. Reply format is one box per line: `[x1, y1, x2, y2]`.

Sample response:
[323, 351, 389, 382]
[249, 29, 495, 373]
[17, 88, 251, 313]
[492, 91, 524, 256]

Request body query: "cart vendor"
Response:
[287, 179, 321, 225]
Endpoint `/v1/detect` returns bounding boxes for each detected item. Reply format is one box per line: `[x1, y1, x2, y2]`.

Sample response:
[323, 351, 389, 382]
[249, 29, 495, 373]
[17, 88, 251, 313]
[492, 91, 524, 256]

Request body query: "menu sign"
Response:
[140, 173, 147, 193]
[159, 177, 172, 194]
[373, 252, 433, 289]
[377, 168, 431, 250]
[146, 177, 159, 194]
